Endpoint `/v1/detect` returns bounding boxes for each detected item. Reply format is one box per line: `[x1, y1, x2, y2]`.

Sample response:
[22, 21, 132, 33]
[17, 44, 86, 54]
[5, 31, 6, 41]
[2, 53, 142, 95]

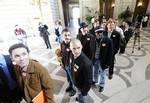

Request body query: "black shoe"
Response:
[46, 47, 49, 49]
[119, 52, 123, 54]
[92, 81, 97, 85]
[99, 86, 104, 92]
[75, 97, 79, 101]
[108, 74, 113, 79]
[69, 89, 76, 96]
[65, 86, 72, 92]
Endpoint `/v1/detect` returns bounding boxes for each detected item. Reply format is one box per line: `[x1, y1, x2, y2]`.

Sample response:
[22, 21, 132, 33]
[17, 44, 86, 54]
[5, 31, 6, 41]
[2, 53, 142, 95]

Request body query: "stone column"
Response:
[57, 0, 65, 27]
[113, 0, 122, 19]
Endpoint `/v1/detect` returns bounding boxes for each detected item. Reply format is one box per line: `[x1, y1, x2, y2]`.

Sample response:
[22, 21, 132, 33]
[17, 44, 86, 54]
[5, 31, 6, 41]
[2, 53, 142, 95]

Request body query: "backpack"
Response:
[55, 27, 60, 36]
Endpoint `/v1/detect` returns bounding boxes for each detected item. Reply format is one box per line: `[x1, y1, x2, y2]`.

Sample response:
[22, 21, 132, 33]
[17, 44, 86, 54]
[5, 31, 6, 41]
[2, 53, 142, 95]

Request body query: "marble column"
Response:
[113, 0, 122, 19]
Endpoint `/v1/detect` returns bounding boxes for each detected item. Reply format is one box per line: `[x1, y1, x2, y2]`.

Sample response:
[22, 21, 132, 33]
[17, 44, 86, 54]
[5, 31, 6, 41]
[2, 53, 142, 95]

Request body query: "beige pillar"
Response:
[113, 0, 122, 19]
[57, 0, 65, 27]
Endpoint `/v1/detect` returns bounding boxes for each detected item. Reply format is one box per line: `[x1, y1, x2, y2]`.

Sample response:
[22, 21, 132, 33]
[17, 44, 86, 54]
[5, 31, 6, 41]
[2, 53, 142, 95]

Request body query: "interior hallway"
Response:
[0, 27, 150, 103]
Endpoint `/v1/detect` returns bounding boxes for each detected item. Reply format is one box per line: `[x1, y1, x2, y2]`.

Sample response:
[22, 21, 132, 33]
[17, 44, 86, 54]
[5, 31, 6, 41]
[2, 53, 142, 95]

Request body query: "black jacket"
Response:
[91, 36, 113, 69]
[71, 52, 92, 96]
[76, 33, 94, 60]
[124, 28, 133, 40]
[61, 41, 71, 67]
[104, 29, 121, 55]
[38, 24, 49, 37]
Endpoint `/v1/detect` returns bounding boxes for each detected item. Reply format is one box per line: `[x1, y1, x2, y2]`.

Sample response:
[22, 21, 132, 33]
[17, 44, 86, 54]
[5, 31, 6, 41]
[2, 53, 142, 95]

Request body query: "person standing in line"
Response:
[76, 22, 94, 60]
[99, 14, 106, 25]
[104, 19, 121, 79]
[38, 22, 52, 49]
[14, 24, 27, 45]
[0, 53, 22, 103]
[114, 19, 126, 54]
[60, 28, 76, 96]
[100, 21, 107, 30]
[8, 43, 54, 103]
[70, 39, 93, 103]
[91, 28, 113, 92]
[89, 20, 100, 37]
[120, 20, 133, 53]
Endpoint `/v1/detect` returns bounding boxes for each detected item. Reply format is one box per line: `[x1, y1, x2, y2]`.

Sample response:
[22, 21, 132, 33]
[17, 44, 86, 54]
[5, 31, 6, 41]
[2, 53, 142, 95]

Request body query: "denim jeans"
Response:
[64, 65, 73, 87]
[93, 59, 106, 87]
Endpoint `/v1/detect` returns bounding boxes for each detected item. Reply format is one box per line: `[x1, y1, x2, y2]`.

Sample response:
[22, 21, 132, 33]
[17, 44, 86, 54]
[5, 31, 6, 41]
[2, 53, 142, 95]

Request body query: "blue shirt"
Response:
[0, 55, 16, 89]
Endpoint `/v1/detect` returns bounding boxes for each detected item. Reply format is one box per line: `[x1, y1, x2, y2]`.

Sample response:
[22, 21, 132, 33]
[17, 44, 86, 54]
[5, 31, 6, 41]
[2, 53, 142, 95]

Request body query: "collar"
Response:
[20, 65, 28, 73]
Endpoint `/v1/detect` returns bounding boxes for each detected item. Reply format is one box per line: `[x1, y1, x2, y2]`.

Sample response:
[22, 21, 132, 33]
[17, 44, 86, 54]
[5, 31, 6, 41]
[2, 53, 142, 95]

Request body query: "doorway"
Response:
[70, 7, 80, 28]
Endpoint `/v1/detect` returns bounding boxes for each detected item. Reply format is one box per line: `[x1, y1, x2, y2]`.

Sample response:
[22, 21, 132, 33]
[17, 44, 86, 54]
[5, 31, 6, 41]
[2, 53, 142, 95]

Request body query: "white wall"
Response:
[0, 0, 61, 41]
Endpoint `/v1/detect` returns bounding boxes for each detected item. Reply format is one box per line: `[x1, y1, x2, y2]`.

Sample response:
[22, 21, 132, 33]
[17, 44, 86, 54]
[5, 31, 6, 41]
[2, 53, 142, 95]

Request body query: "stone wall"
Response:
[79, 0, 99, 23]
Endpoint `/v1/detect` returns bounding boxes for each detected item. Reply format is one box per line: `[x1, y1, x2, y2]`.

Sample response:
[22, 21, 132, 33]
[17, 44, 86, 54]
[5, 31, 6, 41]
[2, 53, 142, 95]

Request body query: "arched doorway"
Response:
[61, 0, 79, 27]
[69, 6, 80, 28]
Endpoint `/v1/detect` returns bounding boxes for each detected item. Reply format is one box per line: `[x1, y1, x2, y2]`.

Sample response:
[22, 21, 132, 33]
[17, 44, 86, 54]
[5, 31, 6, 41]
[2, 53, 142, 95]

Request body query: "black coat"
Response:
[91, 36, 113, 69]
[71, 52, 92, 96]
[124, 28, 133, 41]
[61, 41, 71, 67]
[76, 33, 94, 60]
[104, 29, 121, 55]
[38, 24, 49, 37]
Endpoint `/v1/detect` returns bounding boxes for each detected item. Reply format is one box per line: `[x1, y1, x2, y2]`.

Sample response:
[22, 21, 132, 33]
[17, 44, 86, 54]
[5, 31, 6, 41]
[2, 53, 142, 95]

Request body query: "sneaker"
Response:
[69, 89, 76, 96]
[99, 86, 104, 92]
[65, 86, 72, 92]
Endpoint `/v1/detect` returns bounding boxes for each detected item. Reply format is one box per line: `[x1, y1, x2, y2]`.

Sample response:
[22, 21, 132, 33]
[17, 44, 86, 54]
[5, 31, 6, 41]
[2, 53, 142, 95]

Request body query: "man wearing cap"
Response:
[91, 28, 113, 92]
[76, 22, 94, 60]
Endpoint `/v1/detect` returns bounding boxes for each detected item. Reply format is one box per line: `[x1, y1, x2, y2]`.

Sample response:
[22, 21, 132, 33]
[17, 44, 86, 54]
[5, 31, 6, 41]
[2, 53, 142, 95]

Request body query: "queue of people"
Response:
[0, 43, 54, 103]
[1, 16, 136, 103]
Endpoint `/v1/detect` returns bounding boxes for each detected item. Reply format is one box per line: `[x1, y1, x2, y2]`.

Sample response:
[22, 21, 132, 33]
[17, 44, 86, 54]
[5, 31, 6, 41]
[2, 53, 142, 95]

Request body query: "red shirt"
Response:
[16, 29, 22, 35]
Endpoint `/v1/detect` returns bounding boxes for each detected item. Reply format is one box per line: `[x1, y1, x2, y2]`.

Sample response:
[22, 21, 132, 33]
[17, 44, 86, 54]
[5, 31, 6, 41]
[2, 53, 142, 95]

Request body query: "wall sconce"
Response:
[111, 3, 115, 8]
[137, 2, 142, 7]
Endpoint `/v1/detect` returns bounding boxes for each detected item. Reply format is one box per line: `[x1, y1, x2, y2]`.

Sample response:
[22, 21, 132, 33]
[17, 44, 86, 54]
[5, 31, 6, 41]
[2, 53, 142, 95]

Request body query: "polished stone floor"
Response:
[0, 27, 150, 103]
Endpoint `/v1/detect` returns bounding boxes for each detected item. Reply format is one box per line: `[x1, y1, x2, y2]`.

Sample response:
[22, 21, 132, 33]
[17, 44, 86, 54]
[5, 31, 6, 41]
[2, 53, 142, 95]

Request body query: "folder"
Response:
[32, 90, 45, 103]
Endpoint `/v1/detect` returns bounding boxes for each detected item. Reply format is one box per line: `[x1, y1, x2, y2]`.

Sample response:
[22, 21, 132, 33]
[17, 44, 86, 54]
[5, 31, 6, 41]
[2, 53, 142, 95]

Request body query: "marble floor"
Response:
[0, 27, 150, 103]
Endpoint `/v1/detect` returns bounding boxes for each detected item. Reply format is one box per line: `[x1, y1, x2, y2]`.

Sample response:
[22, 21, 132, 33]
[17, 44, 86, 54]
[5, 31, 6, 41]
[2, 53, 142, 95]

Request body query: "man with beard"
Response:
[77, 22, 94, 60]
[91, 28, 113, 92]
[60, 28, 76, 96]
